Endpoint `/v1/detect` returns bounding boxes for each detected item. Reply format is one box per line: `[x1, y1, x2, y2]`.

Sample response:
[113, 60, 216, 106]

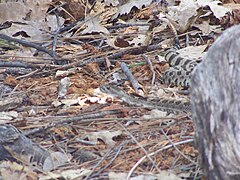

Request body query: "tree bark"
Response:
[190, 25, 240, 180]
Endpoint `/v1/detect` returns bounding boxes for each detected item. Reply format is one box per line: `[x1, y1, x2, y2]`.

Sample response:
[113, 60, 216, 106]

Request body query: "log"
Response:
[0, 124, 50, 164]
[190, 25, 240, 179]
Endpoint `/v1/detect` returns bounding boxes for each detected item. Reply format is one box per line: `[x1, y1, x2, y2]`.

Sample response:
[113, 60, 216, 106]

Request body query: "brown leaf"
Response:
[84, 130, 122, 146]
[112, 0, 152, 20]
[0, 1, 64, 41]
[81, 16, 110, 34]
[4, 76, 19, 86]
[43, 152, 69, 172]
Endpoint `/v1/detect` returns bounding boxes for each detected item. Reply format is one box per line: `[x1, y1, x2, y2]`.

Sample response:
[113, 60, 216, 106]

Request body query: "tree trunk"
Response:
[190, 25, 240, 180]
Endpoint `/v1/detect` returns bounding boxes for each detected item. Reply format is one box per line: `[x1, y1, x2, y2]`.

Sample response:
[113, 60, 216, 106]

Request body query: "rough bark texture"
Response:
[0, 124, 50, 165]
[190, 25, 240, 180]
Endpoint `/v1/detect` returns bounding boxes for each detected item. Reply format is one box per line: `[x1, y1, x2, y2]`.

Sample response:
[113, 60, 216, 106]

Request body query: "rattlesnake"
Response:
[160, 18, 199, 87]
[100, 19, 199, 113]
[100, 84, 190, 114]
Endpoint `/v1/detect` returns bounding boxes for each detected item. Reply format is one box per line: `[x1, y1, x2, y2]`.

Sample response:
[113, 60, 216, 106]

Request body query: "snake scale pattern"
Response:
[100, 85, 191, 114]
[100, 49, 197, 113]
[100, 19, 201, 113]
[162, 48, 199, 87]
[160, 18, 199, 88]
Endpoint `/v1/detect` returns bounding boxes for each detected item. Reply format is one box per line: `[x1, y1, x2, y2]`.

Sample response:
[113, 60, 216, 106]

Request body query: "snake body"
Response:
[100, 20, 200, 113]
[100, 85, 190, 114]
[162, 48, 199, 87]
[160, 18, 199, 88]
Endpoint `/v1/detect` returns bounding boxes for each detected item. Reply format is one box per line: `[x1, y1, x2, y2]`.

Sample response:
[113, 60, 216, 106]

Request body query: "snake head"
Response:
[99, 85, 126, 98]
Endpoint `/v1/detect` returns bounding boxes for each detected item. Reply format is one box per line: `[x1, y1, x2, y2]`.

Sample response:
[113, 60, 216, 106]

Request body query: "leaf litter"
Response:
[0, 0, 238, 179]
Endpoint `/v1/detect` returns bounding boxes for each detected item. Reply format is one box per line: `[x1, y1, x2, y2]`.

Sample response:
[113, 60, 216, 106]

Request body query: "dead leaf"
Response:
[104, 0, 119, 6]
[129, 34, 148, 47]
[43, 152, 69, 172]
[167, 0, 199, 32]
[81, 16, 110, 34]
[106, 37, 121, 49]
[193, 20, 211, 35]
[0, 2, 29, 23]
[0, 1, 64, 41]
[61, 169, 92, 179]
[38, 169, 92, 180]
[55, 68, 77, 78]
[178, 45, 207, 60]
[109, 172, 128, 179]
[63, 0, 85, 21]
[4, 76, 19, 86]
[58, 77, 71, 98]
[177, 45, 207, 60]
[109, 171, 182, 180]
[197, 0, 230, 19]
[60, 98, 79, 106]
[84, 130, 122, 146]
[112, 0, 152, 20]
[142, 109, 168, 119]
[0, 161, 37, 180]
[156, 171, 182, 180]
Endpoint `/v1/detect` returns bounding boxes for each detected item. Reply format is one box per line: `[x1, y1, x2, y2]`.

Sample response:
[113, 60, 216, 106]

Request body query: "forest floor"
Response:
[0, 0, 239, 179]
